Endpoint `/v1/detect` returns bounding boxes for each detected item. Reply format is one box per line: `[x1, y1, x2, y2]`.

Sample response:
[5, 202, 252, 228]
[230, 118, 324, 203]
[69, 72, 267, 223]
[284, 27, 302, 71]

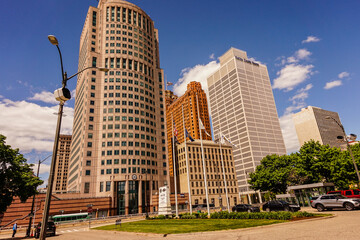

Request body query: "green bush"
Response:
[180, 213, 196, 219]
[210, 211, 309, 220]
[292, 211, 315, 218]
[198, 212, 208, 219]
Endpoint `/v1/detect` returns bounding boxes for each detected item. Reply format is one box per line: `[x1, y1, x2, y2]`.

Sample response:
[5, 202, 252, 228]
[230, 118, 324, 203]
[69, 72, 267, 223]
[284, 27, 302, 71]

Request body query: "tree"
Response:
[248, 140, 360, 193]
[248, 154, 293, 194]
[0, 134, 43, 213]
[289, 140, 339, 185]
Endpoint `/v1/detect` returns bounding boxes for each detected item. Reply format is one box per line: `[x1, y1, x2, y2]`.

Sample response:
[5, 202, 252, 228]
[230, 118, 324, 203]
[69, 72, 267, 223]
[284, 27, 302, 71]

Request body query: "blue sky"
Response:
[0, 0, 359, 182]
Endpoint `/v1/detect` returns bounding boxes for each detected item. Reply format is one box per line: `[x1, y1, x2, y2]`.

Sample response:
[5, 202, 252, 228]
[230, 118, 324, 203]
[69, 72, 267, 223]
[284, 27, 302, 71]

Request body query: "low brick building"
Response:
[0, 193, 111, 228]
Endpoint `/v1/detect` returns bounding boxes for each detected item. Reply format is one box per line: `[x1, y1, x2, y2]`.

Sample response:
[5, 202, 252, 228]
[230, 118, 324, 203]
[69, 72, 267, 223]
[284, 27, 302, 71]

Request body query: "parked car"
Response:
[34, 220, 56, 238]
[262, 200, 300, 212]
[327, 189, 360, 198]
[310, 194, 360, 211]
[232, 204, 260, 213]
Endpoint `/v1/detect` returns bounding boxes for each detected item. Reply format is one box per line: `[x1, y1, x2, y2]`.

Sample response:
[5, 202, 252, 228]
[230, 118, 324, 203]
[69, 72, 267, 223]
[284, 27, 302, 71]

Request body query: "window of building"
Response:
[84, 182, 90, 193]
[106, 181, 111, 191]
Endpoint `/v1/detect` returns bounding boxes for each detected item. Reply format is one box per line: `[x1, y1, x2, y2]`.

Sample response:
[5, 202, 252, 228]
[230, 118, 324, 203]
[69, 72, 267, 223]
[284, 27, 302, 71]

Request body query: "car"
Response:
[327, 190, 360, 198]
[310, 194, 360, 211]
[34, 220, 56, 238]
[232, 204, 260, 213]
[262, 200, 300, 212]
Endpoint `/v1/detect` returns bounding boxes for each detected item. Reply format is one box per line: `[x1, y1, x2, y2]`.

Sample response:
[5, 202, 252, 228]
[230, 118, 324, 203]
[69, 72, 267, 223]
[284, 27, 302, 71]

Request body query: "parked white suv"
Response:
[311, 194, 360, 211]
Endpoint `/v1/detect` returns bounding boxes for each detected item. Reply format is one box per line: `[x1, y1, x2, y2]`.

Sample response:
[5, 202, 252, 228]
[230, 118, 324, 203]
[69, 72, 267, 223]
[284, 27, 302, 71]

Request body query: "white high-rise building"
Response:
[207, 48, 286, 203]
[292, 106, 344, 148]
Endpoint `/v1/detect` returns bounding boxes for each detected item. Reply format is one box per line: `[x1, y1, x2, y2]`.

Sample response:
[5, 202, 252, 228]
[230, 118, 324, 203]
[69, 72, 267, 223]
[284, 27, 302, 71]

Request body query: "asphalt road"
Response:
[2, 208, 359, 240]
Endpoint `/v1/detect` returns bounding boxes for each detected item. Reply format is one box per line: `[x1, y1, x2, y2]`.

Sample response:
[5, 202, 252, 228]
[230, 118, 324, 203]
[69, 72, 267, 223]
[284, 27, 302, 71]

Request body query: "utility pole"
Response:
[26, 155, 52, 237]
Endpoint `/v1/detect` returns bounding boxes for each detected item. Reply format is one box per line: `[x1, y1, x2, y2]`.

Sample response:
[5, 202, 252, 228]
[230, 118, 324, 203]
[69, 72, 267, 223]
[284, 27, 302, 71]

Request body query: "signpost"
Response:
[115, 218, 121, 230]
[87, 204, 93, 228]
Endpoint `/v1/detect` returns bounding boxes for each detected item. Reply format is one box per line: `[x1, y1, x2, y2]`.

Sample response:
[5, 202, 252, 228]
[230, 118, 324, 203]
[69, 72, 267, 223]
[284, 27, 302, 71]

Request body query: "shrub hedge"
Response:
[210, 211, 315, 220]
[147, 211, 315, 220]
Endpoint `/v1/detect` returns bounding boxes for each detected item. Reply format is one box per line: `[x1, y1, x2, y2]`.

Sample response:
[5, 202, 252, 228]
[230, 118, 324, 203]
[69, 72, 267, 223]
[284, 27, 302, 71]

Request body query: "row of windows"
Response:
[99, 141, 158, 149]
[100, 167, 158, 175]
[100, 158, 161, 166]
[192, 187, 237, 195]
[100, 150, 157, 157]
[189, 174, 236, 180]
[88, 114, 158, 127]
[191, 180, 236, 188]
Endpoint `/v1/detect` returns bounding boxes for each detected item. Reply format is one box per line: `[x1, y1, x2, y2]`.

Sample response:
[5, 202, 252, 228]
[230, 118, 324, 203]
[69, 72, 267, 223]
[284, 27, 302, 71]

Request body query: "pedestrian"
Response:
[12, 221, 18, 238]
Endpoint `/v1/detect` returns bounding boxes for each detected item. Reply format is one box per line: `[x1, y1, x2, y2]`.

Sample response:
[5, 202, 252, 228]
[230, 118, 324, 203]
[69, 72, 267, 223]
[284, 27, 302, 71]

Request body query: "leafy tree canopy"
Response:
[0, 134, 43, 213]
[249, 140, 360, 194]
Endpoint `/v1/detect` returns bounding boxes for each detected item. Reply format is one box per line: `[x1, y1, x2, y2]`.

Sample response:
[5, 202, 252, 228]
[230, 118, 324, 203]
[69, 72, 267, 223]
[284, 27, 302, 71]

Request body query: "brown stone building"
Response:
[165, 82, 212, 179]
[177, 140, 238, 208]
[53, 135, 71, 193]
[165, 90, 178, 108]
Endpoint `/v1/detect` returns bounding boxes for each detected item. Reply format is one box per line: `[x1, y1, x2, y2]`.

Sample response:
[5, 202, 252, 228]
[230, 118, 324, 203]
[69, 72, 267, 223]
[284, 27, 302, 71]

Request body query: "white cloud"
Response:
[29, 91, 58, 104]
[248, 57, 264, 65]
[173, 61, 220, 97]
[289, 84, 313, 103]
[31, 163, 51, 174]
[279, 113, 300, 153]
[209, 53, 215, 60]
[0, 98, 73, 152]
[273, 64, 314, 91]
[285, 49, 311, 64]
[302, 36, 320, 43]
[324, 80, 342, 90]
[280, 84, 313, 153]
[295, 49, 312, 60]
[338, 72, 349, 79]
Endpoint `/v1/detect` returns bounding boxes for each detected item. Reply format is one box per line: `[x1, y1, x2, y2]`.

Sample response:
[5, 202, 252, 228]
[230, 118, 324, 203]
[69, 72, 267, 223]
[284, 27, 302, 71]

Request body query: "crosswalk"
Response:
[58, 228, 89, 234]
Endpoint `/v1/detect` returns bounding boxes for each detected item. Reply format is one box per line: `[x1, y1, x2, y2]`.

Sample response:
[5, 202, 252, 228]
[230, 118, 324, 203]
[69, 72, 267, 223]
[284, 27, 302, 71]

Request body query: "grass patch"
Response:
[95, 219, 285, 234]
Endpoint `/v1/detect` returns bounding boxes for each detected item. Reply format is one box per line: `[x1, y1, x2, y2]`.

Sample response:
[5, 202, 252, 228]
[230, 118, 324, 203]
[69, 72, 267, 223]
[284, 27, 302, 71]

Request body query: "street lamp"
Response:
[26, 154, 52, 237]
[325, 116, 360, 186]
[39, 35, 108, 240]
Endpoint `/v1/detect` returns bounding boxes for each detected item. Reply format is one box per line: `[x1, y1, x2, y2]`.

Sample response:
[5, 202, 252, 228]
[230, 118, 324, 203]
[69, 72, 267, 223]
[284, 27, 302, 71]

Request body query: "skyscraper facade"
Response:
[207, 48, 286, 202]
[165, 82, 212, 179]
[292, 106, 344, 148]
[68, 0, 168, 215]
[53, 135, 71, 193]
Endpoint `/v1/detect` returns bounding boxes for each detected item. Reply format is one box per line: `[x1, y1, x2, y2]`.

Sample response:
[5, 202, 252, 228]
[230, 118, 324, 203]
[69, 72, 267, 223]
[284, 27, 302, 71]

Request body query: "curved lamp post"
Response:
[40, 35, 108, 240]
[325, 116, 360, 187]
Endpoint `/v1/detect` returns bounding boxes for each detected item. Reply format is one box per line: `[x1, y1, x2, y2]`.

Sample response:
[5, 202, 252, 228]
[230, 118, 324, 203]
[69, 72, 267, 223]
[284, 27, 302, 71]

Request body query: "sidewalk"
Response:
[0, 216, 145, 239]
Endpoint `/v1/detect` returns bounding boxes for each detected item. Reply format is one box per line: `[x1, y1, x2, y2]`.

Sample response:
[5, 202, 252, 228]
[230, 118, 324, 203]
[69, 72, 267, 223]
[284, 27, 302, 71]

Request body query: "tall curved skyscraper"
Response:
[68, 0, 168, 215]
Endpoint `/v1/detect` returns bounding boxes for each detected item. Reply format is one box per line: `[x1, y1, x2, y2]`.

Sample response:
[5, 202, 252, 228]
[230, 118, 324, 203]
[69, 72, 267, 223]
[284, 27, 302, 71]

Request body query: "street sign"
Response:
[87, 207, 93, 213]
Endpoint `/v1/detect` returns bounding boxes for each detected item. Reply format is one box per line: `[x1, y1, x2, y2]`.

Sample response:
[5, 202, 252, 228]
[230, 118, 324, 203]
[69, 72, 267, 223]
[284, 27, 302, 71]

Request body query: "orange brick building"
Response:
[165, 82, 212, 189]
